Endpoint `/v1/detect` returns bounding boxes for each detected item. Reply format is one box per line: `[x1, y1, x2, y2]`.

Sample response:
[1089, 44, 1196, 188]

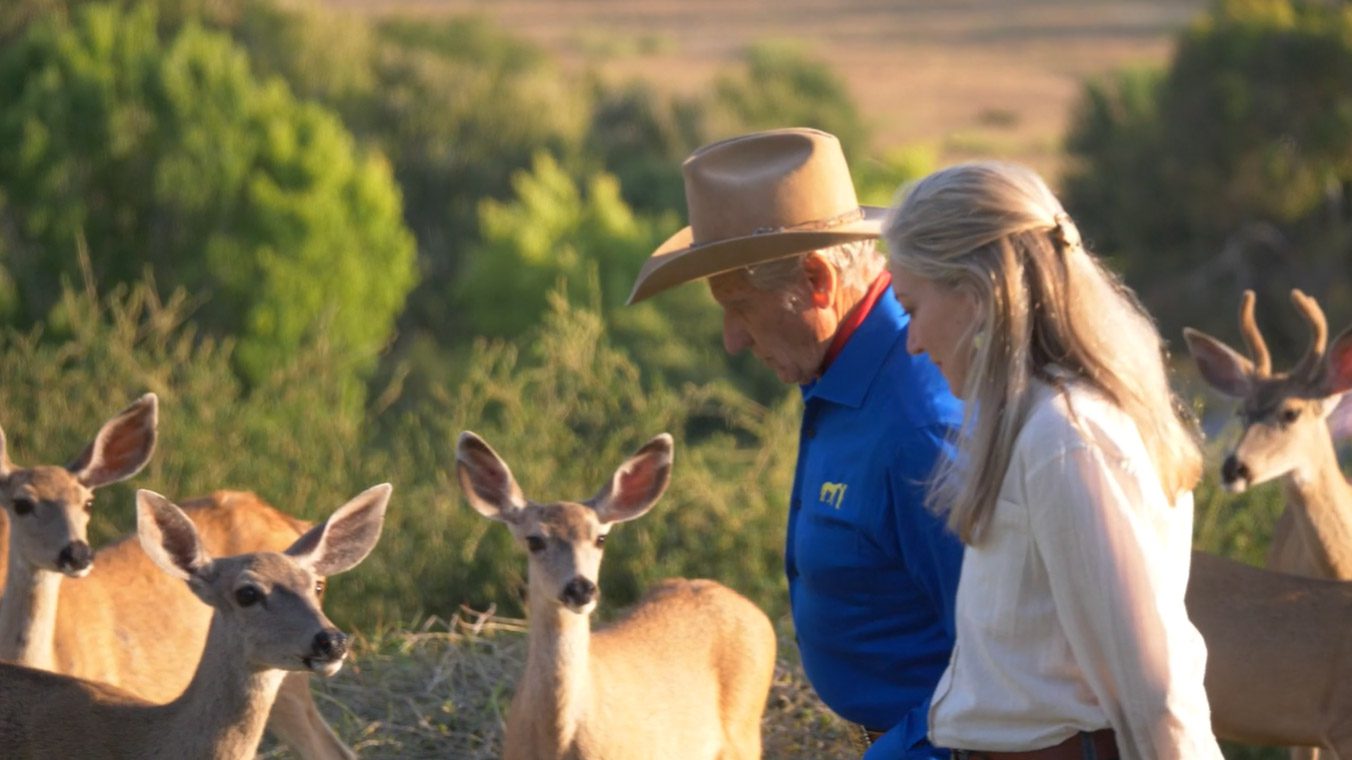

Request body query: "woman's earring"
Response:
[971, 331, 986, 351]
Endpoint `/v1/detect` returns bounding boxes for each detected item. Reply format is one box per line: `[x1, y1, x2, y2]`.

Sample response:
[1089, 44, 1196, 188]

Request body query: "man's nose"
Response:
[723, 315, 751, 355]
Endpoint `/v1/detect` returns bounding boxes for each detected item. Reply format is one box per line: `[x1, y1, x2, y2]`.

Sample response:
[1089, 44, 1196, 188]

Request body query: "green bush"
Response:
[0, 270, 799, 628]
[362, 288, 799, 626]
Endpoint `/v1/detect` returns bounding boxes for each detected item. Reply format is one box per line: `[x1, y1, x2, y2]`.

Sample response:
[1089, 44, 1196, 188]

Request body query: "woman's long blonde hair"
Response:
[884, 162, 1201, 545]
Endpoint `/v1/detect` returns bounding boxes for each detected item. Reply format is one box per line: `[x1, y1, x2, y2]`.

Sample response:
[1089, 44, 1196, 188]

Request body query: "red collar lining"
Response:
[821, 271, 892, 372]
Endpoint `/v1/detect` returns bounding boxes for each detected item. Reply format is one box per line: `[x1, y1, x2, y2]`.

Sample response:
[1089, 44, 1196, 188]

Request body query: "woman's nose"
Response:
[905, 326, 922, 356]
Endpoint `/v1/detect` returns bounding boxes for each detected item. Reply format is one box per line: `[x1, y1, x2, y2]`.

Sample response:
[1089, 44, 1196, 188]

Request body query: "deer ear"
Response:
[1183, 328, 1253, 398]
[287, 483, 390, 577]
[137, 489, 211, 583]
[456, 432, 527, 523]
[590, 434, 673, 524]
[69, 393, 158, 488]
[1322, 326, 1352, 396]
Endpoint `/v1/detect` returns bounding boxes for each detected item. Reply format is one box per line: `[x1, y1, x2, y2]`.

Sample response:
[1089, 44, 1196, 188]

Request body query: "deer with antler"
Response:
[1184, 289, 1352, 759]
[1184, 289, 1352, 580]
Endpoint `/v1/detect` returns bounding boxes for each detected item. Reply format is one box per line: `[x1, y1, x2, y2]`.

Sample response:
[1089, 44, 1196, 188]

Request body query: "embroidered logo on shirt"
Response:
[819, 482, 848, 509]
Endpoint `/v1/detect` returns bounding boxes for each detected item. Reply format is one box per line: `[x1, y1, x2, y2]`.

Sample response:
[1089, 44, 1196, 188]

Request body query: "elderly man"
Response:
[626, 128, 963, 759]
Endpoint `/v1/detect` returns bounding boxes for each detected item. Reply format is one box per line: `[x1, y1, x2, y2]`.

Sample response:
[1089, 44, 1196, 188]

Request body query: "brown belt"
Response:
[848, 723, 886, 752]
[952, 729, 1118, 760]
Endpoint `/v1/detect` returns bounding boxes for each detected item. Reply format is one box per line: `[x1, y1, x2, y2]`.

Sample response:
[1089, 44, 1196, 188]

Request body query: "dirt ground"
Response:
[322, 0, 1205, 175]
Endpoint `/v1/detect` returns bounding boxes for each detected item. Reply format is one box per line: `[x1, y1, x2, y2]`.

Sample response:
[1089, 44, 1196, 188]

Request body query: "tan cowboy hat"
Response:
[625, 128, 885, 304]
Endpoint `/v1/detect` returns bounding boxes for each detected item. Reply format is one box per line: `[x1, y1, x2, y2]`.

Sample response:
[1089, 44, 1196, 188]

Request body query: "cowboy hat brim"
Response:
[626, 205, 886, 304]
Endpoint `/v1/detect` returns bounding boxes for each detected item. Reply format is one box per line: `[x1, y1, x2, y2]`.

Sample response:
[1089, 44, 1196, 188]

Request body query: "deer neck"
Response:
[147, 614, 286, 759]
[0, 548, 61, 669]
[1283, 435, 1352, 578]
[521, 601, 594, 752]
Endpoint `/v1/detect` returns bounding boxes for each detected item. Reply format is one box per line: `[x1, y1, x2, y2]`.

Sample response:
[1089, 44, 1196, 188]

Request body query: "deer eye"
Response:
[235, 586, 264, 607]
[1282, 408, 1301, 424]
[12, 497, 34, 516]
[314, 579, 326, 598]
[595, 534, 607, 549]
[83, 498, 94, 515]
[525, 536, 546, 553]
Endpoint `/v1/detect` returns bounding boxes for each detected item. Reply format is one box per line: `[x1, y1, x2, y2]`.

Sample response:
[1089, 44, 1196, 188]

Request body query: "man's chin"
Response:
[767, 364, 807, 384]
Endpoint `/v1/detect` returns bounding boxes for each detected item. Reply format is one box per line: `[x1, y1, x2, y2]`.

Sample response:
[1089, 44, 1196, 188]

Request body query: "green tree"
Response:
[455, 153, 735, 387]
[1062, 66, 1174, 279]
[349, 16, 587, 337]
[457, 153, 663, 339]
[583, 79, 708, 215]
[0, 3, 417, 383]
[711, 41, 872, 162]
[1063, 0, 1352, 345]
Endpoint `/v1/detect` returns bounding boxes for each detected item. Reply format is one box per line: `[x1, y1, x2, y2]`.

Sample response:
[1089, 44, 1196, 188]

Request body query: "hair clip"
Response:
[1051, 212, 1082, 252]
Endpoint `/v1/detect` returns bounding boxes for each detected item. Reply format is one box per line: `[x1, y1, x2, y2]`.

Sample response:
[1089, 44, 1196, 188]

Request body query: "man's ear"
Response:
[802, 252, 837, 309]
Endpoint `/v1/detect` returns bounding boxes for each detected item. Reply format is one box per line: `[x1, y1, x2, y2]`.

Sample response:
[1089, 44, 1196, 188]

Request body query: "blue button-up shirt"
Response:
[788, 286, 964, 759]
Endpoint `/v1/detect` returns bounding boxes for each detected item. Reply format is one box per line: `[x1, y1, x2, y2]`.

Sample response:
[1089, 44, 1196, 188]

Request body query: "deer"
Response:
[1184, 289, 1352, 759]
[1187, 550, 1352, 757]
[1183, 289, 1352, 581]
[0, 393, 157, 668]
[455, 431, 776, 760]
[0, 483, 389, 758]
[0, 394, 355, 759]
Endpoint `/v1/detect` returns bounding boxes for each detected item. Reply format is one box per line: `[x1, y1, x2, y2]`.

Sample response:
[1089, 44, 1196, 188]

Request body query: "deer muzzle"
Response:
[57, 541, 94, 577]
[1221, 455, 1251, 492]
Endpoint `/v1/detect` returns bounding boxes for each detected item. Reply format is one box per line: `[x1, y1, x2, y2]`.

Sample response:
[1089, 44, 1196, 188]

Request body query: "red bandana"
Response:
[821, 271, 893, 372]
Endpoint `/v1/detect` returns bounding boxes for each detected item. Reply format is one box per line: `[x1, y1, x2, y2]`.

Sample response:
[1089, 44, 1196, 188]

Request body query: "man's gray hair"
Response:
[743, 239, 883, 295]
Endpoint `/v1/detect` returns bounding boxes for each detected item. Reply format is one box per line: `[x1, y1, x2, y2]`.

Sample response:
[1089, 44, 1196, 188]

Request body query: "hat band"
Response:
[750, 207, 865, 236]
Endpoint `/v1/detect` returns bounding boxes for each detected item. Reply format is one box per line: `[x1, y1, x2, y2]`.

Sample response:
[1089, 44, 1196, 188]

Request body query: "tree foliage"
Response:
[0, 3, 417, 383]
[582, 79, 707, 215]
[455, 153, 752, 392]
[712, 41, 872, 164]
[1063, 0, 1352, 346]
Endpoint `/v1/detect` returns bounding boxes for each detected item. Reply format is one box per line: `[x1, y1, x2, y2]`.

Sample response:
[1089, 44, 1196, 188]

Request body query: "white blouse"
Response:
[928, 380, 1222, 759]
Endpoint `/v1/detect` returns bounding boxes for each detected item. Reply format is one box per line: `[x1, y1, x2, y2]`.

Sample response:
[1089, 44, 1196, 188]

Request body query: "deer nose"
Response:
[560, 577, 597, 608]
[1221, 455, 1250, 485]
[312, 629, 348, 660]
[57, 541, 93, 574]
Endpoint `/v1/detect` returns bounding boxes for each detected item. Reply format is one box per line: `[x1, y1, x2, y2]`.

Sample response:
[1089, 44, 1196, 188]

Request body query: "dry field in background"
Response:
[322, 0, 1205, 175]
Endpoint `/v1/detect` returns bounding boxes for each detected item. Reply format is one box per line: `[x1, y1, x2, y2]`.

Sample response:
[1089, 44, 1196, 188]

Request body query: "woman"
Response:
[881, 162, 1221, 759]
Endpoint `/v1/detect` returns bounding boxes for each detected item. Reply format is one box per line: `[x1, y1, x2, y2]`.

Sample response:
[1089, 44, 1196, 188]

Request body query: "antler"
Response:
[1290, 289, 1329, 384]
[1238, 290, 1272, 378]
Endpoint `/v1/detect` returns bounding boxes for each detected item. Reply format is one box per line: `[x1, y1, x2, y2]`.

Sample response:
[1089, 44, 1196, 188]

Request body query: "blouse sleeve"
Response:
[1024, 442, 1222, 760]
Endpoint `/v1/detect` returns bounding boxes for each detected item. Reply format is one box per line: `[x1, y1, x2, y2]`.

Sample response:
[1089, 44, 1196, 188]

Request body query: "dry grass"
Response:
[320, 0, 1206, 176]
[260, 607, 858, 759]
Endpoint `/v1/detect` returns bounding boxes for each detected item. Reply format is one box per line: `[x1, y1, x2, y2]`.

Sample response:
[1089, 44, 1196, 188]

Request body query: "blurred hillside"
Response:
[323, 0, 1206, 176]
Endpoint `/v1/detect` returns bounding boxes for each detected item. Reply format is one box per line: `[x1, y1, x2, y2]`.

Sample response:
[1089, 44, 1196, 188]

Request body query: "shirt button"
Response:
[806, 427, 817, 438]
[792, 498, 801, 509]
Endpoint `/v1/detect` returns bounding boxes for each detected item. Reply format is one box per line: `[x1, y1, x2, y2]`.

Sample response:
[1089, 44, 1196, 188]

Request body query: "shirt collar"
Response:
[802, 282, 908, 408]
